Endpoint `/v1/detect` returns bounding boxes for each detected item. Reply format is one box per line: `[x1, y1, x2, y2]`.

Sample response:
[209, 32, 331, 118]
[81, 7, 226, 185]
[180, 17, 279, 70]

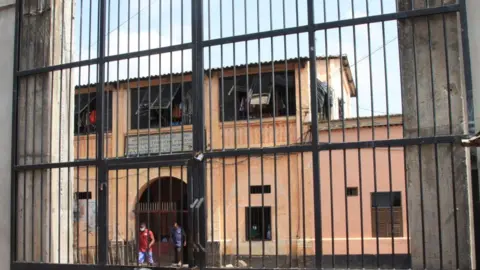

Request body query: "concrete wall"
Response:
[0, 1, 14, 270]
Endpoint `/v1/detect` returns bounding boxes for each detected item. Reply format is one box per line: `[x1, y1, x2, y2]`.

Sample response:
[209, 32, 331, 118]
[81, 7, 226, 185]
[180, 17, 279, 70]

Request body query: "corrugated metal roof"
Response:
[76, 55, 349, 89]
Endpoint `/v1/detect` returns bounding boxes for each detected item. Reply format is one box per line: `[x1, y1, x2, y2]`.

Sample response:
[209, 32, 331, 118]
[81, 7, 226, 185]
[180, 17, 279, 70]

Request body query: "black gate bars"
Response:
[10, 0, 476, 269]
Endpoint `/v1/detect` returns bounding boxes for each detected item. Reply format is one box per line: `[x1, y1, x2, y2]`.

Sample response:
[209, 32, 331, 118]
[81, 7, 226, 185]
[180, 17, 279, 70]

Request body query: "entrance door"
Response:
[106, 162, 198, 268]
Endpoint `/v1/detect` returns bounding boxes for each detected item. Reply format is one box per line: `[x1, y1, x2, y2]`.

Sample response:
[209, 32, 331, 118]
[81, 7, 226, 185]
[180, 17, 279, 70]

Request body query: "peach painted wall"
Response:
[72, 59, 407, 257]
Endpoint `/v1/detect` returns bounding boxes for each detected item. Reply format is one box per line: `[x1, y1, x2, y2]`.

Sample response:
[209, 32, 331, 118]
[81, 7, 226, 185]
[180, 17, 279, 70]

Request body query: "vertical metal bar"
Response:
[209, 158, 214, 266]
[158, 0, 163, 154]
[10, 0, 21, 263]
[169, 0, 173, 153]
[307, 0, 322, 267]
[336, 13, 350, 267]
[96, 0, 108, 263]
[85, 0, 93, 260]
[114, 168, 118, 264]
[350, 0, 364, 266]
[411, 20, 427, 269]
[115, 0, 120, 160]
[207, 0, 212, 154]
[156, 166, 160, 264]
[49, 75, 54, 264]
[364, 2, 380, 267]
[459, 0, 474, 134]
[147, 167, 151, 263]
[180, 0, 185, 150]
[30, 16, 39, 261]
[261, 154, 265, 267]
[125, 169, 129, 265]
[256, 0, 263, 149]
[187, 162, 194, 267]
[105, 0, 111, 160]
[136, 168, 140, 266]
[21, 1, 32, 263]
[191, 0, 206, 266]
[270, 0, 276, 149]
[222, 157, 226, 265]
[442, 12, 460, 269]
[244, 0, 251, 150]
[147, 0, 152, 157]
[75, 0, 84, 259]
[287, 152, 292, 267]
[206, 0, 214, 264]
[57, 0, 67, 260]
[67, 0, 75, 261]
[293, 2, 306, 266]
[426, 14, 444, 269]
[379, 0, 396, 266]
[233, 6, 240, 257]
[323, 5, 335, 268]
[22, 76, 28, 262]
[180, 165, 185, 261]
[243, 0, 252, 265]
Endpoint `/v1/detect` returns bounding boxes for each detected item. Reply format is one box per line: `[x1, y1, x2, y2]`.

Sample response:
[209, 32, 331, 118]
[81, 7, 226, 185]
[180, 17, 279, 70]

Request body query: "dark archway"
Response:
[136, 177, 188, 266]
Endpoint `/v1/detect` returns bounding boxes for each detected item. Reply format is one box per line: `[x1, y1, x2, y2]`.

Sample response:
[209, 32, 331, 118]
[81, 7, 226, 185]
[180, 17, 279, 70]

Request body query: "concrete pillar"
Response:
[16, 0, 75, 263]
[397, 0, 475, 269]
[0, 1, 15, 269]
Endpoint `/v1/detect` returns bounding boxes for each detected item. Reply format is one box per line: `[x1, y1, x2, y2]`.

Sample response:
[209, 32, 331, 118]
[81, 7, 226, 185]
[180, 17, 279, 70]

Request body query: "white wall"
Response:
[0, 1, 14, 270]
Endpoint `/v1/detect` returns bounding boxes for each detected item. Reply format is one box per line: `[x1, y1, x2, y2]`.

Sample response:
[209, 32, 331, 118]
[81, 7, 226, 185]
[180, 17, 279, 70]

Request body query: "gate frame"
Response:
[9, 0, 476, 269]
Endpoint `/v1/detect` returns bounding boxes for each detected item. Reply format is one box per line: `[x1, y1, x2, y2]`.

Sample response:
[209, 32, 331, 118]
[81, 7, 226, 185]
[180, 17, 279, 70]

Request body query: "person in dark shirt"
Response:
[171, 222, 186, 266]
[138, 222, 155, 265]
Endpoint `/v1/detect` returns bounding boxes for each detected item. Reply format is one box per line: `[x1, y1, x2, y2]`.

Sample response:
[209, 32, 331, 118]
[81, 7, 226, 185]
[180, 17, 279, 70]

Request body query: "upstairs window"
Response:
[338, 98, 344, 120]
[316, 80, 333, 121]
[220, 72, 296, 122]
[74, 91, 112, 135]
[130, 82, 193, 130]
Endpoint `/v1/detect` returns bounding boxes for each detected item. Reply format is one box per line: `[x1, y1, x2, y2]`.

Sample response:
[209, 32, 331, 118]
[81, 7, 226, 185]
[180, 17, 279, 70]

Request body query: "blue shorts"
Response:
[138, 251, 153, 264]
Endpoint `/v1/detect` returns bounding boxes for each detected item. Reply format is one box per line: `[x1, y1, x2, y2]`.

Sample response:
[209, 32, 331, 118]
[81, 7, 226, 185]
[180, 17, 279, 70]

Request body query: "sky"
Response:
[72, 0, 401, 117]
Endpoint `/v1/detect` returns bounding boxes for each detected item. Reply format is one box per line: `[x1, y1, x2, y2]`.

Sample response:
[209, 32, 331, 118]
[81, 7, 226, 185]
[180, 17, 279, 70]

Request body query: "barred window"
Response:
[371, 192, 403, 237]
[245, 207, 271, 241]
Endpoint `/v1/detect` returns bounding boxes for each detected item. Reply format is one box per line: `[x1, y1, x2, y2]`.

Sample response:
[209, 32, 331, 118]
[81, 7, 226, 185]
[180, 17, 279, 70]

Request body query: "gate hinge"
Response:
[461, 132, 480, 147]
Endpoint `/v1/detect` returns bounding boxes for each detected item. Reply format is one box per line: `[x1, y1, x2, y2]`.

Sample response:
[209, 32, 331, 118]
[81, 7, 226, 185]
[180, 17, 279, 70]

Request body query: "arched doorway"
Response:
[136, 176, 188, 266]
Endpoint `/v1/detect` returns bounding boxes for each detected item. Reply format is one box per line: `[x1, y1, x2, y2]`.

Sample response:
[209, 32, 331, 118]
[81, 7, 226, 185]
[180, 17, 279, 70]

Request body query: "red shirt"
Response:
[139, 229, 154, 252]
[89, 110, 96, 124]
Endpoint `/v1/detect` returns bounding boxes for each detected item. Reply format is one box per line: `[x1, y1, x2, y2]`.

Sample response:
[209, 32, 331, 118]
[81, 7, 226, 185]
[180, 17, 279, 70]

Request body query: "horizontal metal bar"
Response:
[105, 152, 193, 169]
[317, 135, 466, 151]
[12, 262, 187, 270]
[206, 268, 317, 270]
[103, 42, 193, 63]
[16, 58, 99, 77]
[201, 5, 459, 49]
[14, 159, 97, 171]
[201, 25, 309, 47]
[16, 5, 457, 78]
[13, 136, 461, 171]
[16, 43, 193, 78]
[202, 135, 464, 159]
[204, 144, 313, 158]
[313, 4, 460, 32]
[106, 158, 189, 170]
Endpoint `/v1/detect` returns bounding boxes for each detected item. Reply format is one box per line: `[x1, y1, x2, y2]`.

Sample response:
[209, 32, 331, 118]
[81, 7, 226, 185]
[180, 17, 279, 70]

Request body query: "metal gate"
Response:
[10, 0, 476, 269]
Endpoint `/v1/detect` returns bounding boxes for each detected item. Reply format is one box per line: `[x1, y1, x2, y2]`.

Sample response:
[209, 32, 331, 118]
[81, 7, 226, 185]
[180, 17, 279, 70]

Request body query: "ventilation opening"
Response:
[250, 185, 271, 194]
[75, 191, 92, 200]
[346, 187, 358, 196]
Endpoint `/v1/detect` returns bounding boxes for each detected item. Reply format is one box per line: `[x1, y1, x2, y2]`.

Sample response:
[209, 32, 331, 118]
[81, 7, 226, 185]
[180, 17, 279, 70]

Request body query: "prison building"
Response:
[72, 56, 408, 268]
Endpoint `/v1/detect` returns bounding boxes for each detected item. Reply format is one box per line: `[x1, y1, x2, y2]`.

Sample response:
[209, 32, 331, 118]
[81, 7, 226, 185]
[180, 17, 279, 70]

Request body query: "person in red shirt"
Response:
[138, 222, 155, 265]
